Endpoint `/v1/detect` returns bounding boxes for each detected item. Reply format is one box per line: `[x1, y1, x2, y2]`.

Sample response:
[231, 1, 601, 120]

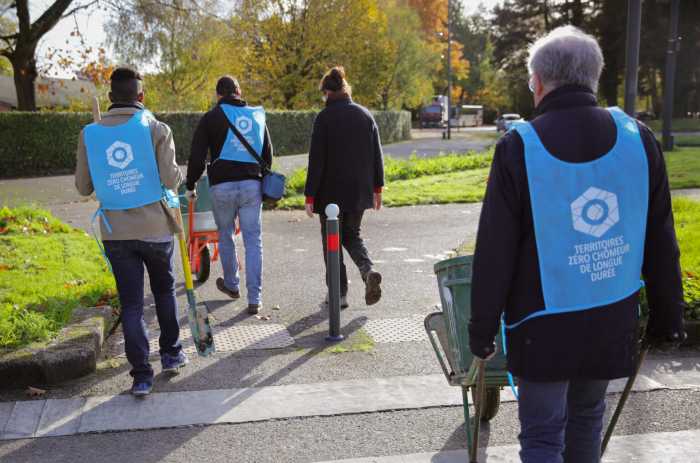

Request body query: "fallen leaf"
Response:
[272, 305, 281, 311]
[0, 264, 11, 272]
[26, 386, 46, 397]
[255, 315, 271, 321]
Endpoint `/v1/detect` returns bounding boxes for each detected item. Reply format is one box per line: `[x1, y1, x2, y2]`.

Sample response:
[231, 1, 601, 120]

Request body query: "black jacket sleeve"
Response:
[186, 113, 209, 190]
[372, 122, 384, 189]
[469, 134, 523, 357]
[304, 114, 326, 199]
[639, 125, 685, 339]
[262, 125, 274, 168]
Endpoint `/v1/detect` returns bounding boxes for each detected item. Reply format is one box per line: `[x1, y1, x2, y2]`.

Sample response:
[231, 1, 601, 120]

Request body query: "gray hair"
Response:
[527, 26, 604, 93]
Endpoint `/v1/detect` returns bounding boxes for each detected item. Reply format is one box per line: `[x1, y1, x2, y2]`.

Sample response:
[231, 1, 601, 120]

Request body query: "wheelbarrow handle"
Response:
[470, 358, 487, 463]
[601, 339, 650, 455]
[424, 313, 454, 382]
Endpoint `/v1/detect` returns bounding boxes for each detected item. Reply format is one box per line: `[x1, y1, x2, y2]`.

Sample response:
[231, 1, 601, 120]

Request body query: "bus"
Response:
[450, 105, 484, 127]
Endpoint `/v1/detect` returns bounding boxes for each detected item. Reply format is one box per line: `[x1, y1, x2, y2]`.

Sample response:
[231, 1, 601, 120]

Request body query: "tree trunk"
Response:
[10, 49, 38, 111]
[571, 0, 584, 27]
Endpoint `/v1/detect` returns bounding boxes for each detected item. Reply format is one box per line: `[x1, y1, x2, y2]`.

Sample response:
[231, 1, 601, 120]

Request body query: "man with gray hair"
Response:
[469, 26, 685, 462]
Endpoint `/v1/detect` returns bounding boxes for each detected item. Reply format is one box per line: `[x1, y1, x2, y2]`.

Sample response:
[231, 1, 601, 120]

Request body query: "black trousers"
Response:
[320, 211, 373, 296]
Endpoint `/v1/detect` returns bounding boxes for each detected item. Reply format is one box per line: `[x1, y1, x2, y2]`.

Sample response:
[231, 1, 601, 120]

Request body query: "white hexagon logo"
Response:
[235, 116, 253, 135]
[570, 187, 620, 238]
[106, 141, 134, 170]
[253, 110, 265, 126]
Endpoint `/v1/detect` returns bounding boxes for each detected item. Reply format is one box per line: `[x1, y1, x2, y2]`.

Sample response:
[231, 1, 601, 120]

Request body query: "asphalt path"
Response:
[0, 201, 482, 401]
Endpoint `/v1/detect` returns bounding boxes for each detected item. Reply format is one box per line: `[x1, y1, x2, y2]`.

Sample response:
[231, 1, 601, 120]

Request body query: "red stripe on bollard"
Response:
[328, 233, 340, 252]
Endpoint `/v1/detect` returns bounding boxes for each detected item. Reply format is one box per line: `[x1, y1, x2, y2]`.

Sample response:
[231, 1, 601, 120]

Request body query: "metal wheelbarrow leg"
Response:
[601, 339, 650, 456]
[469, 359, 487, 463]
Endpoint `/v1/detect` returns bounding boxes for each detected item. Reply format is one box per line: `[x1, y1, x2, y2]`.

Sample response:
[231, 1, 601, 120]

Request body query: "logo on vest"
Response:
[570, 187, 619, 238]
[106, 141, 134, 170]
[235, 116, 253, 135]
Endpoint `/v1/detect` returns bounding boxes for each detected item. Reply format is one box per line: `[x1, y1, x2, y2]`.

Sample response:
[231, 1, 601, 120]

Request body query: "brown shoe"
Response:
[216, 278, 240, 299]
[364, 270, 382, 306]
[248, 304, 260, 315]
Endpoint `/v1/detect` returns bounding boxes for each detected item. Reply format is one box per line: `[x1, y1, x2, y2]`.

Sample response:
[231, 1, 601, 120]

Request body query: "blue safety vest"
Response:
[507, 107, 649, 329]
[218, 104, 266, 163]
[83, 110, 164, 211]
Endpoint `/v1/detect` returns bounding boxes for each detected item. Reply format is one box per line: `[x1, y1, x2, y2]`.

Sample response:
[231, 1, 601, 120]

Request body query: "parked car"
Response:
[496, 113, 524, 132]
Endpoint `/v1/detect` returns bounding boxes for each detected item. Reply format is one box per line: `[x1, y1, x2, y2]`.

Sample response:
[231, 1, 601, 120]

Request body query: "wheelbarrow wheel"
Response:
[472, 386, 500, 421]
[195, 246, 211, 283]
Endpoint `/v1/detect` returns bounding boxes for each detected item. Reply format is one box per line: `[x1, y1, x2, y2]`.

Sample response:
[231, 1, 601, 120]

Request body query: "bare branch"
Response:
[61, 0, 99, 18]
[30, 0, 73, 42]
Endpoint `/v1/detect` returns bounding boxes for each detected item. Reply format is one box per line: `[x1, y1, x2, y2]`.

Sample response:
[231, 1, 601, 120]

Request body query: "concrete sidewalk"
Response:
[2, 354, 698, 440]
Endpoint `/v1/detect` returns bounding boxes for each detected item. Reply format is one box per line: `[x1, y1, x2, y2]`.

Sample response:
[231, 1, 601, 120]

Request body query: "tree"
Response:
[0, 0, 96, 110]
[452, 7, 507, 120]
[106, 0, 236, 111]
[674, 0, 700, 116]
[375, 1, 438, 109]
[233, 0, 390, 109]
[407, 0, 470, 99]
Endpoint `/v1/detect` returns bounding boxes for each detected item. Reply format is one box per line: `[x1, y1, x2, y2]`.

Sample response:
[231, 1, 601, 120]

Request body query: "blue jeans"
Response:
[210, 180, 263, 305]
[518, 378, 609, 463]
[103, 239, 182, 384]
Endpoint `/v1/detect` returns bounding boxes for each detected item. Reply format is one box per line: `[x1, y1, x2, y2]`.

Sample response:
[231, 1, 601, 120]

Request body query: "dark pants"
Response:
[104, 240, 182, 384]
[320, 211, 373, 296]
[518, 378, 609, 463]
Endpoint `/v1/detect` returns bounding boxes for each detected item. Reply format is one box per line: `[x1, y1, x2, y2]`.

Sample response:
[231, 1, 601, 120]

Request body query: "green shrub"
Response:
[0, 109, 411, 179]
[647, 118, 700, 133]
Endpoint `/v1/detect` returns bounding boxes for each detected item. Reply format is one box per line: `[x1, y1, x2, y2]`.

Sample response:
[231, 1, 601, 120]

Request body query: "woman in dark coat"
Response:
[304, 66, 384, 308]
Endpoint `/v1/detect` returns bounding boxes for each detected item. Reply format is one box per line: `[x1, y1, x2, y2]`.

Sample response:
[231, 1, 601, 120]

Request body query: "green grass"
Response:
[0, 207, 117, 349]
[666, 147, 700, 190]
[280, 151, 494, 209]
[279, 145, 698, 210]
[673, 198, 700, 320]
[382, 169, 488, 207]
[647, 118, 700, 133]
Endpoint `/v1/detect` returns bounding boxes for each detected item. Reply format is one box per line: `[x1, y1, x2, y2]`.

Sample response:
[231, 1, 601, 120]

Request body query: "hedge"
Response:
[0, 109, 411, 179]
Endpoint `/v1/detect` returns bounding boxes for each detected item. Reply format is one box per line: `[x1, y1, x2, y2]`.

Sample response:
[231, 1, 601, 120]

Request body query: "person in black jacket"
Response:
[186, 76, 273, 314]
[469, 27, 685, 463]
[304, 66, 384, 308]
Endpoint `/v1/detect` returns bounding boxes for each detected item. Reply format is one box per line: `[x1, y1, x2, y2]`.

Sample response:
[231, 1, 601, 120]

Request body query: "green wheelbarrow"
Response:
[425, 254, 511, 462]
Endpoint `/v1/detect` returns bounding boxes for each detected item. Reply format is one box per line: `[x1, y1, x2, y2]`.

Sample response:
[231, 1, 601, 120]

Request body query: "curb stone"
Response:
[0, 306, 116, 388]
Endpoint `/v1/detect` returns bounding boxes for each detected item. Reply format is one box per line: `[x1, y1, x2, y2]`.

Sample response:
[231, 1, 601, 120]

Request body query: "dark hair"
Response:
[109, 67, 143, 103]
[320, 66, 351, 94]
[216, 76, 240, 97]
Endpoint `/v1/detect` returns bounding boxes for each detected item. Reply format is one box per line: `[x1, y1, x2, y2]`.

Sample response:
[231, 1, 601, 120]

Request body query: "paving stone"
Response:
[2, 400, 44, 439]
[35, 398, 85, 437]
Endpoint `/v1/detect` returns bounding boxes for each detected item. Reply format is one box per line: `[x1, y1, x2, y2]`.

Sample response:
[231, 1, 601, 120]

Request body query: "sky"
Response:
[35, 0, 502, 77]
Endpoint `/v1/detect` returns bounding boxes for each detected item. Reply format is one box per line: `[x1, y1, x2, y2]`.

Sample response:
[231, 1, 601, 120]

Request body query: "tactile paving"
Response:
[111, 322, 294, 357]
[364, 315, 427, 343]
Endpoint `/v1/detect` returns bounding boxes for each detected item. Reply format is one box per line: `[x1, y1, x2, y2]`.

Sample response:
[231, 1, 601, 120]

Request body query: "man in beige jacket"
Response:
[75, 67, 186, 396]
